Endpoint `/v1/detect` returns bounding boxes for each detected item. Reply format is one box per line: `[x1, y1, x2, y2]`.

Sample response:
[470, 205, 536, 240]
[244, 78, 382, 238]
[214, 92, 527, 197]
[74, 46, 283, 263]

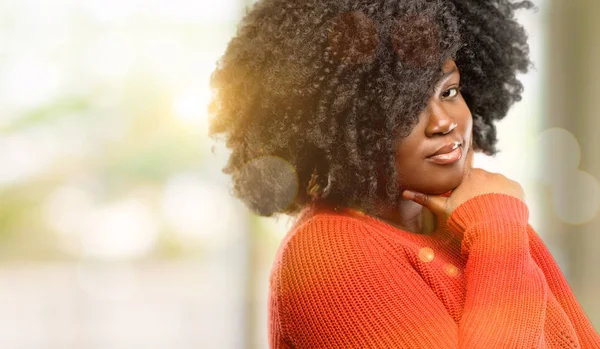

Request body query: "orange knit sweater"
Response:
[268, 193, 600, 348]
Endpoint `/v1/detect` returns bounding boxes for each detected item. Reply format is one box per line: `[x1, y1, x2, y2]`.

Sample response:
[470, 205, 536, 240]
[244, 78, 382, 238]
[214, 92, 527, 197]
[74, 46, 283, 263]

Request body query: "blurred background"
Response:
[0, 0, 598, 348]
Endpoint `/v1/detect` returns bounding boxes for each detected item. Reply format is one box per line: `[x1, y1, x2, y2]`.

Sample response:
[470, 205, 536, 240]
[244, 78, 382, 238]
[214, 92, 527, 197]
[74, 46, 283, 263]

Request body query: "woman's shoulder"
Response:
[270, 199, 421, 283]
[281, 200, 371, 252]
[269, 201, 376, 289]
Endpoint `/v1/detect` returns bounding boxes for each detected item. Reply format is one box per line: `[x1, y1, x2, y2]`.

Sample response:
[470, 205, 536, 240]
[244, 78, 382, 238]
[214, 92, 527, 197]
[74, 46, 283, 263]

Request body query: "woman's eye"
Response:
[442, 87, 459, 99]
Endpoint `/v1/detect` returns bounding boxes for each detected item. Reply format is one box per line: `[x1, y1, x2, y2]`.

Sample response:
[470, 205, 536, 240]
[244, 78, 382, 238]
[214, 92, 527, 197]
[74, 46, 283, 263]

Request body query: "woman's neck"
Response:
[373, 199, 437, 235]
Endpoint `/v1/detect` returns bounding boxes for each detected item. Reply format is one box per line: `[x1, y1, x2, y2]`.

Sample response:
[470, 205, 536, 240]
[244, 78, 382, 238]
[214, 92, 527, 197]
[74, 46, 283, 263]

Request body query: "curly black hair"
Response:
[208, 0, 536, 217]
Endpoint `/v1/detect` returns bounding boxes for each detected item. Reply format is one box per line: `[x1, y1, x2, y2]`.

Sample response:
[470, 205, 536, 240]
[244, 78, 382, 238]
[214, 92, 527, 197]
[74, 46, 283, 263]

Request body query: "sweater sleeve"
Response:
[447, 193, 550, 347]
[270, 215, 460, 348]
[526, 224, 600, 347]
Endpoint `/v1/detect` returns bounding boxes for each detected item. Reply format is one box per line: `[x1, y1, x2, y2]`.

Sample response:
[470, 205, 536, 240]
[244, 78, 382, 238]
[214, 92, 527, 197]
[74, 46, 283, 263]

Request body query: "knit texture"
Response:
[268, 193, 600, 348]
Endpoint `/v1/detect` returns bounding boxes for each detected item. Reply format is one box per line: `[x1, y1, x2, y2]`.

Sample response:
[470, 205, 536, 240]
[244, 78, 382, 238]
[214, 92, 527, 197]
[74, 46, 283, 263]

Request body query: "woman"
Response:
[208, 0, 600, 347]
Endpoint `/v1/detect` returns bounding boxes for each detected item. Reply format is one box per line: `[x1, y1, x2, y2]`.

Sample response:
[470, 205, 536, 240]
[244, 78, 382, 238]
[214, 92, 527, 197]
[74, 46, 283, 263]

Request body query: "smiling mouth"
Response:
[428, 141, 462, 157]
[426, 145, 462, 165]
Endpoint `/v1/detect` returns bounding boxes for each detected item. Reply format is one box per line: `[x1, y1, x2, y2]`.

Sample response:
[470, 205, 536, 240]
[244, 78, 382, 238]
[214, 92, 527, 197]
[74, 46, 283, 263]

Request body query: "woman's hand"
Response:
[401, 140, 525, 222]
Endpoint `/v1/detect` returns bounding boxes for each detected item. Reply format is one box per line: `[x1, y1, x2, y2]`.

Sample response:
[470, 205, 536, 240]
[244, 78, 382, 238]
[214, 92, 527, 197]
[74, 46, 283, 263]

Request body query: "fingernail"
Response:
[402, 190, 415, 200]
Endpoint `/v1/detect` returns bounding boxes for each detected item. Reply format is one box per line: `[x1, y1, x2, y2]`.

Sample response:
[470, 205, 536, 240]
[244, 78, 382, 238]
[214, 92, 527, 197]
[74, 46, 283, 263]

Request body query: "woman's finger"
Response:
[402, 190, 446, 215]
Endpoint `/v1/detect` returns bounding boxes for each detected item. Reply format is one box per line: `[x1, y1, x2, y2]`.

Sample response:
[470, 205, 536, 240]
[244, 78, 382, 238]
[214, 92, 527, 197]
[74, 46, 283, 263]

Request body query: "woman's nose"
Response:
[424, 106, 457, 137]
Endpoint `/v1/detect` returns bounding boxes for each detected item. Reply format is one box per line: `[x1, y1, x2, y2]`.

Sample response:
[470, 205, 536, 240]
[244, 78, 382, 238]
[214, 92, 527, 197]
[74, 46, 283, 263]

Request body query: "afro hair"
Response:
[208, 0, 536, 217]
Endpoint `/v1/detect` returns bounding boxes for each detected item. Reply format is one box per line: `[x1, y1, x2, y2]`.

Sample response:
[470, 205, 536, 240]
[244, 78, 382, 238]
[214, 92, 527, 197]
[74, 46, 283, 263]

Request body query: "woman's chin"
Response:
[410, 176, 463, 196]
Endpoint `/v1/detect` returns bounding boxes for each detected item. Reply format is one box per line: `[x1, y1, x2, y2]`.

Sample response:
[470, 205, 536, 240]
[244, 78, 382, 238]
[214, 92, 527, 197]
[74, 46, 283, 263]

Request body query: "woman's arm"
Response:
[526, 224, 600, 347]
[447, 193, 551, 347]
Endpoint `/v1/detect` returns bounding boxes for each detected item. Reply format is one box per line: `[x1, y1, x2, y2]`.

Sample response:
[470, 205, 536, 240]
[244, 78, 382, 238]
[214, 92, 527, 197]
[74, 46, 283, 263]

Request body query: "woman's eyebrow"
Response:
[439, 67, 458, 83]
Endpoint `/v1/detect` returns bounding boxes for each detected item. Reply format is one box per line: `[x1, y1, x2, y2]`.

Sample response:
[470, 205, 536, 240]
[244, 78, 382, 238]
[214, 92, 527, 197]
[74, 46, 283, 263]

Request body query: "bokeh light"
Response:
[162, 173, 241, 250]
[536, 127, 581, 186]
[443, 263, 460, 278]
[238, 155, 299, 215]
[44, 188, 160, 260]
[552, 170, 600, 225]
[419, 247, 435, 263]
[534, 127, 600, 224]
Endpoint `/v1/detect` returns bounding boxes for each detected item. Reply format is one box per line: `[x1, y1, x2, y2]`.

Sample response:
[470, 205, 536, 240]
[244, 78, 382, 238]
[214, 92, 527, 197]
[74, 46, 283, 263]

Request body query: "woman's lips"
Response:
[426, 146, 462, 164]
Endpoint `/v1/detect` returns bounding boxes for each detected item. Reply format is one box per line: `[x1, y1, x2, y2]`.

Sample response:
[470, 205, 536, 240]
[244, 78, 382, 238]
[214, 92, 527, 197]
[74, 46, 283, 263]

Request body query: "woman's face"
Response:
[394, 59, 473, 195]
